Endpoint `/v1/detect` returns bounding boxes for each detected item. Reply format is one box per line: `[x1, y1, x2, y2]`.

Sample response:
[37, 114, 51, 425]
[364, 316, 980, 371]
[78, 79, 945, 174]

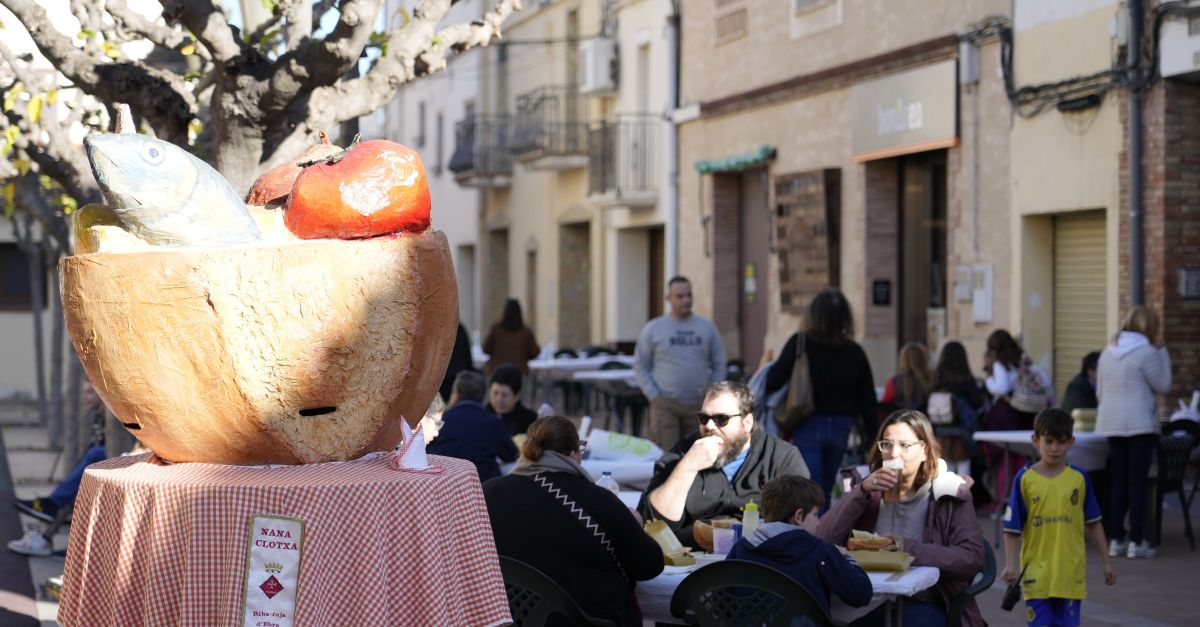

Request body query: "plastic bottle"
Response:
[538, 402, 555, 417]
[742, 498, 760, 537]
[542, 337, 555, 360]
[595, 471, 620, 495]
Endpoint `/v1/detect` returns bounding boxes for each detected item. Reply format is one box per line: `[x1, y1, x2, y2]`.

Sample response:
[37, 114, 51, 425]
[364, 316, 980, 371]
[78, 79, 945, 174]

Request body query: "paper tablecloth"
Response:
[637, 561, 940, 624]
[973, 430, 1109, 471]
[58, 452, 510, 627]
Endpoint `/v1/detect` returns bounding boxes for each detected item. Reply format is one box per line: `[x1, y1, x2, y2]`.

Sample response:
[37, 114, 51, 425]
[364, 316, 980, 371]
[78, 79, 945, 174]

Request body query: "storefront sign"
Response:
[851, 60, 957, 161]
[243, 514, 306, 627]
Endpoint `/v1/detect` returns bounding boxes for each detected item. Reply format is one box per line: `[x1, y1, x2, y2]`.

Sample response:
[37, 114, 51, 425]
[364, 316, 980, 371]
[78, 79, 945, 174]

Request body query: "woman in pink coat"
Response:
[818, 410, 986, 627]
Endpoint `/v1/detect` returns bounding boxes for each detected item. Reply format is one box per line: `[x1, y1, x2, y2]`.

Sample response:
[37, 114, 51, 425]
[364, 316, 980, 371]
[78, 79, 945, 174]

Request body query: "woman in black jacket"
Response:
[483, 416, 663, 626]
[765, 288, 876, 507]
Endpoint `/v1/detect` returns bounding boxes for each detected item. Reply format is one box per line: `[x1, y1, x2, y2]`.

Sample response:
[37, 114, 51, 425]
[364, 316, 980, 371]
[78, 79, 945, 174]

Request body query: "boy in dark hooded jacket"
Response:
[727, 475, 873, 614]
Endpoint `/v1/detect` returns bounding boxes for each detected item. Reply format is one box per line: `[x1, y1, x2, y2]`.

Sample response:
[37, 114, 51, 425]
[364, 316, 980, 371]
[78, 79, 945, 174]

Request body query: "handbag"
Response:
[1009, 358, 1049, 413]
[1001, 563, 1029, 611]
[777, 333, 814, 431]
[927, 391, 955, 425]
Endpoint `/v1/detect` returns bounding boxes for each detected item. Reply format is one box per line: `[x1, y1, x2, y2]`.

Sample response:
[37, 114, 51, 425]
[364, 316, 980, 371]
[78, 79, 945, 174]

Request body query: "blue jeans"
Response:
[1106, 434, 1158, 544]
[48, 445, 108, 507]
[791, 415, 854, 509]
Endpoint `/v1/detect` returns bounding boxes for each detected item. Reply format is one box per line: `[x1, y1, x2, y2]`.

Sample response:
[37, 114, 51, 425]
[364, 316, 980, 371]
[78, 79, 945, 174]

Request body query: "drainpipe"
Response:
[1129, 0, 1144, 306]
[664, 1, 681, 281]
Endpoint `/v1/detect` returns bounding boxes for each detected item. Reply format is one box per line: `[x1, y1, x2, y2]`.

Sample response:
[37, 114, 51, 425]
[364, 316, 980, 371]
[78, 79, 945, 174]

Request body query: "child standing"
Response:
[1001, 408, 1116, 626]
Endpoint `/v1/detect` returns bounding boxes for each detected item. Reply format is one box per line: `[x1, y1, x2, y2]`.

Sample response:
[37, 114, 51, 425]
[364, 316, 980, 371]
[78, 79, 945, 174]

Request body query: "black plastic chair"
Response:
[947, 541, 997, 627]
[598, 360, 647, 436]
[1158, 420, 1199, 550]
[669, 559, 845, 627]
[499, 556, 619, 627]
[550, 348, 584, 414]
[583, 345, 618, 358]
[725, 359, 747, 383]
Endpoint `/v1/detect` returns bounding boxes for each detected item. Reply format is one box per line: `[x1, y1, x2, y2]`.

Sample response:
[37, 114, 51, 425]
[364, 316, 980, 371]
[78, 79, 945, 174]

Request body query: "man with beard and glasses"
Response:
[639, 381, 809, 549]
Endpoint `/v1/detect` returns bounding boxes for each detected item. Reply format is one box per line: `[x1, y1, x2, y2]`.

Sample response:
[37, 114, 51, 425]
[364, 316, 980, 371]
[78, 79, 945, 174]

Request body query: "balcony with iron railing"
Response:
[448, 114, 513, 188]
[587, 114, 659, 208]
[510, 85, 588, 170]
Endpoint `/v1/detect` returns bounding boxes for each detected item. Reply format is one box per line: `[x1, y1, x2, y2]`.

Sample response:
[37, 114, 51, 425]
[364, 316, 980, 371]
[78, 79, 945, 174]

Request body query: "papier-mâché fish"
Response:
[83, 133, 262, 246]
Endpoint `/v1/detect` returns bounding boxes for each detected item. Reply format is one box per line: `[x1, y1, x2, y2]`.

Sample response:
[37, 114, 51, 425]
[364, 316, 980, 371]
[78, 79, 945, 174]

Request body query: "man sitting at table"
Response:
[485, 363, 538, 437]
[638, 381, 809, 548]
[427, 371, 518, 481]
[728, 475, 873, 615]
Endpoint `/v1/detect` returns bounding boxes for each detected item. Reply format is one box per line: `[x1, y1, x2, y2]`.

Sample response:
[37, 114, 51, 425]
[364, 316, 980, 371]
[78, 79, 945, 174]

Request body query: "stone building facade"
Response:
[677, 0, 1013, 382]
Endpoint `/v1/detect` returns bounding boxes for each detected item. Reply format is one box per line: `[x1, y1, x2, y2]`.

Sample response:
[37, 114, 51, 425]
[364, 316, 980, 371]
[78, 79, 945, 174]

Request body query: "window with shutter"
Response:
[774, 170, 840, 314]
[714, 1, 748, 45]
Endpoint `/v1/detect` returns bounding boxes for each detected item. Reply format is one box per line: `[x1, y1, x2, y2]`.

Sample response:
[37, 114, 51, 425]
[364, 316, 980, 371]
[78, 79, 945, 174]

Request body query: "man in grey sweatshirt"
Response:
[634, 276, 727, 447]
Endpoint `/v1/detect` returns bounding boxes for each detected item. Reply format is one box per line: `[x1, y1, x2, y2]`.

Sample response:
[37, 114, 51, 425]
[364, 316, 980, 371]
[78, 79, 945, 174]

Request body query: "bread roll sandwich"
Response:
[848, 529, 895, 551]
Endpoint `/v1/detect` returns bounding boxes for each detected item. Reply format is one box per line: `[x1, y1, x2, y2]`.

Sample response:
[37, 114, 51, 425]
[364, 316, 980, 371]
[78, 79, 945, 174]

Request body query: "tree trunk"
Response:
[211, 82, 268, 195]
[13, 214, 49, 426]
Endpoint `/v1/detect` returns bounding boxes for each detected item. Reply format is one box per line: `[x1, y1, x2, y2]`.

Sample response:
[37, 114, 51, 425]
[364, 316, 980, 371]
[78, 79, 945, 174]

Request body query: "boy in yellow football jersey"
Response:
[1001, 408, 1116, 626]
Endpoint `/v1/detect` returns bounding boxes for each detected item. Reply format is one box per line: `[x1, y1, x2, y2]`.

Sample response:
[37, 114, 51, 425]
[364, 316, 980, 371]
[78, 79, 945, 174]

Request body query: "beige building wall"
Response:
[0, 221, 56, 398]
[481, 0, 603, 344]
[384, 0, 485, 334]
[680, 0, 1010, 106]
[946, 40, 1017, 370]
[678, 0, 1014, 383]
[1010, 0, 1123, 377]
[599, 0, 672, 343]
[479, 0, 671, 348]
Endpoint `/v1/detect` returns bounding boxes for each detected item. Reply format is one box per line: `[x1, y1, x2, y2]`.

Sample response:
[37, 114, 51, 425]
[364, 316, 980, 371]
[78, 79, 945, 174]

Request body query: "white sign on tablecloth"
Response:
[242, 514, 306, 627]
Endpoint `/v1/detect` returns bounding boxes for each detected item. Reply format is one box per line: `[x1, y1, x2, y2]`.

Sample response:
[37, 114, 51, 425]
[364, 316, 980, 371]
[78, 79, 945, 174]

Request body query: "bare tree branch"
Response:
[257, 0, 521, 174]
[69, 0, 105, 42]
[0, 0, 194, 144]
[282, 0, 313, 51]
[261, 0, 383, 115]
[108, 0, 212, 62]
[0, 48, 99, 212]
[420, 0, 521, 73]
[10, 173, 71, 249]
[157, 0, 245, 64]
[244, 10, 285, 50]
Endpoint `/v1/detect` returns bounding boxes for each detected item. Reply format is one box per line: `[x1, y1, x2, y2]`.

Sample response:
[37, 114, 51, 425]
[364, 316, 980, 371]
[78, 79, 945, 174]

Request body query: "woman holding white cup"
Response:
[818, 410, 986, 627]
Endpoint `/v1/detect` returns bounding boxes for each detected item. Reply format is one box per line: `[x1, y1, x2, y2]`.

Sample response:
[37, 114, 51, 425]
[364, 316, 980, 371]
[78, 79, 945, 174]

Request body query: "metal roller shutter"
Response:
[1053, 211, 1107, 401]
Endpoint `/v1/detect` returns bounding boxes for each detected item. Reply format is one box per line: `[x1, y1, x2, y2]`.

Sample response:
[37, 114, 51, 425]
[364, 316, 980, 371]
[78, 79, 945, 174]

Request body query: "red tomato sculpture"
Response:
[284, 139, 431, 239]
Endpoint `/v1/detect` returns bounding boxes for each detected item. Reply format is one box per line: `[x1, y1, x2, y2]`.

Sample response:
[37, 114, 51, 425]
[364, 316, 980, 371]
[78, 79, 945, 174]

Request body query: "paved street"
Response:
[976, 502, 1199, 627]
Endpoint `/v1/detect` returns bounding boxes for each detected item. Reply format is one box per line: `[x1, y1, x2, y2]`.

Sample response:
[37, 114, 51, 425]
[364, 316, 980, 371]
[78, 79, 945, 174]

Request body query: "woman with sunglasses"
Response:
[483, 416, 663, 626]
[818, 410, 986, 627]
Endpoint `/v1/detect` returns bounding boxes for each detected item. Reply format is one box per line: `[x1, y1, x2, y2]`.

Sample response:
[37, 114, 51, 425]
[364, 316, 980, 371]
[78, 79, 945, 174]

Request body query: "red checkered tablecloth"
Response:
[58, 452, 510, 626]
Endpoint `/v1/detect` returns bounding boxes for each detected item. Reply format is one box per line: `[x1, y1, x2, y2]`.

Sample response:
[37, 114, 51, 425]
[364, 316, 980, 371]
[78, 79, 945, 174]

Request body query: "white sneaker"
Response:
[7, 530, 52, 557]
[1108, 540, 1128, 557]
[1126, 540, 1157, 559]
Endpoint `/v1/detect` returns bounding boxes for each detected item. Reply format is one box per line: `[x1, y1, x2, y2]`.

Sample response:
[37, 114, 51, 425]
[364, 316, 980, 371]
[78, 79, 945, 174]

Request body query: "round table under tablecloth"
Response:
[58, 452, 510, 627]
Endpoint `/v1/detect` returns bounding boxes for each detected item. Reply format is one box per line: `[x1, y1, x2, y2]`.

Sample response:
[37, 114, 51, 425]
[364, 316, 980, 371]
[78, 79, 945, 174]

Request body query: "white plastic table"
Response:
[527, 354, 636, 411]
[636, 556, 939, 625]
[573, 369, 639, 386]
[973, 430, 1110, 545]
[973, 430, 1109, 471]
[580, 459, 655, 491]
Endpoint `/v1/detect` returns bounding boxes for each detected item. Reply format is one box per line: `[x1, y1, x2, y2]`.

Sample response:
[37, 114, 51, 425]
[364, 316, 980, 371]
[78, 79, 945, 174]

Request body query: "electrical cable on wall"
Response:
[965, 2, 1200, 120]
